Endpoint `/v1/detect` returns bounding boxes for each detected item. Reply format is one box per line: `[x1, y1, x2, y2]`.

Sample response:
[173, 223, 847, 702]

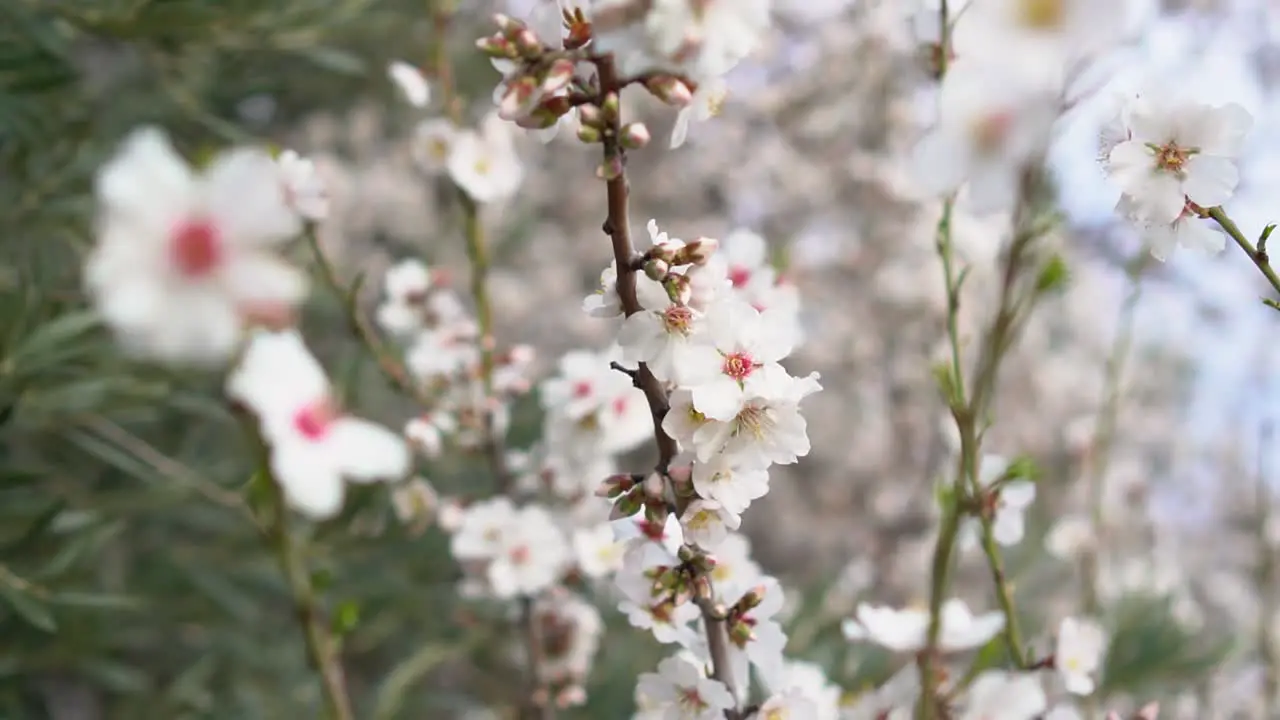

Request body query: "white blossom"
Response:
[635, 655, 735, 720]
[226, 330, 411, 519]
[842, 598, 1005, 653]
[1056, 616, 1106, 695]
[447, 112, 524, 203]
[388, 60, 431, 107]
[960, 671, 1047, 720]
[87, 127, 306, 365]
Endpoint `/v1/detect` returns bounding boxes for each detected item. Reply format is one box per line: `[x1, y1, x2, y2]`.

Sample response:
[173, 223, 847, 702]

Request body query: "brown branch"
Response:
[594, 53, 739, 718]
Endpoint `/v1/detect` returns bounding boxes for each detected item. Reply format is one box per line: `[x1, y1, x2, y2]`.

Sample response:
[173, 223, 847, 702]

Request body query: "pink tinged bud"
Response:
[620, 122, 651, 149]
[677, 236, 718, 265]
[596, 155, 624, 180]
[476, 35, 516, 59]
[492, 13, 521, 33]
[541, 58, 576, 95]
[643, 258, 670, 281]
[595, 473, 635, 499]
[577, 125, 602, 143]
[514, 28, 543, 56]
[499, 76, 541, 121]
[643, 472, 665, 499]
[601, 92, 621, 121]
[645, 75, 694, 107]
[516, 108, 560, 129]
[693, 574, 713, 601]
[577, 104, 604, 128]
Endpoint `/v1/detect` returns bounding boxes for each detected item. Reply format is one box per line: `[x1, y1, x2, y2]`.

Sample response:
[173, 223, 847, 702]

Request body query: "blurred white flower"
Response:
[842, 598, 1005, 653]
[960, 671, 1046, 720]
[671, 75, 728, 149]
[226, 329, 411, 518]
[88, 127, 306, 365]
[644, 0, 770, 79]
[488, 504, 570, 598]
[1045, 515, 1094, 559]
[680, 498, 741, 548]
[1056, 616, 1106, 695]
[447, 112, 524, 203]
[572, 522, 626, 578]
[412, 118, 459, 173]
[276, 149, 329, 221]
[960, 454, 1037, 550]
[911, 59, 1059, 213]
[756, 688, 819, 719]
[387, 60, 431, 107]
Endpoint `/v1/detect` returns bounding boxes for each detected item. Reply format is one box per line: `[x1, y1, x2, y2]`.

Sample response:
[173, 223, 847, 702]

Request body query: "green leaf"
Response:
[0, 581, 55, 632]
[296, 47, 367, 76]
[1034, 254, 1070, 294]
[332, 599, 360, 635]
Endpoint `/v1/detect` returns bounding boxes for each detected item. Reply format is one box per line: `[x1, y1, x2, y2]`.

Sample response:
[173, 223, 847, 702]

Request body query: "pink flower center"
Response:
[1154, 141, 1190, 175]
[572, 380, 593, 398]
[509, 544, 531, 566]
[170, 218, 224, 277]
[612, 395, 629, 417]
[728, 265, 752, 288]
[972, 111, 1014, 154]
[678, 687, 708, 710]
[292, 399, 337, 441]
[662, 305, 695, 335]
[721, 352, 757, 381]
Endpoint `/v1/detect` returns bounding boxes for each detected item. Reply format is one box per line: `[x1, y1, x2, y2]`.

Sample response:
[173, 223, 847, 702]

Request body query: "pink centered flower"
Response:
[170, 218, 224, 277]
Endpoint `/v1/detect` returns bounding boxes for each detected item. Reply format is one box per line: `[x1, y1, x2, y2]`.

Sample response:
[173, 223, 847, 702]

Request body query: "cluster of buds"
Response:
[478, 14, 584, 130]
[725, 583, 768, 645]
[606, 471, 669, 522]
[641, 544, 721, 610]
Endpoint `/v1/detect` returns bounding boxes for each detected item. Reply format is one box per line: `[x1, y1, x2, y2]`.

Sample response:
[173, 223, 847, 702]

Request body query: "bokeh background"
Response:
[3, 0, 1280, 717]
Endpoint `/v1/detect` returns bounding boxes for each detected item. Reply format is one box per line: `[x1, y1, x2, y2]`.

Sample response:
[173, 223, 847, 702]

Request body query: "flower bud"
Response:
[729, 618, 756, 646]
[594, 473, 636, 499]
[664, 273, 692, 305]
[513, 28, 543, 56]
[541, 58, 576, 95]
[476, 35, 518, 59]
[674, 236, 718, 266]
[499, 76, 541, 121]
[621, 122, 651, 149]
[609, 485, 644, 520]
[645, 75, 694, 107]
[577, 104, 604, 128]
[643, 258, 670, 281]
[601, 91, 621, 121]
[693, 574, 713, 602]
[577, 124, 603, 143]
[492, 13, 522, 34]
[735, 584, 768, 613]
[596, 154, 624, 180]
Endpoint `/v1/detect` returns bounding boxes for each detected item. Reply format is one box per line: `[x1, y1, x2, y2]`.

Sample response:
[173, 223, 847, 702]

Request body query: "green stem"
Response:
[919, 170, 1045, 717]
[431, 6, 548, 718]
[1207, 207, 1280, 306]
[247, 426, 354, 720]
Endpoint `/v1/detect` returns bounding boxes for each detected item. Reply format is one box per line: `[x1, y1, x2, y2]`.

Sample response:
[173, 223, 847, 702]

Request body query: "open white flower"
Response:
[682, 299, 797, 421]
[756, 689, 819, 720]
[671, 75, 729, 149]
[635, 655, 735, 720]
[1106, 94, 1252, 224]
[644, 0, 770, 79]
[842, 598, 1005, 653]
[617, 276, 707, 384]
[573, 523, 626, 578]
[450, 497, 518, 561]
[446, 112, 524, 203]
[680, 498, 741, 548]
[691, 456, 770, 515]
[912, 59, 1059, 214]
[488, 504, 570, 598]
[1118, 195, 1224, 262]
[226, 330, 411, 519]
[960, 671, 1047, 720]
[1056, 616, 1106, 695]
[412, 118, 458, 173]
[88, 127, 306, 365]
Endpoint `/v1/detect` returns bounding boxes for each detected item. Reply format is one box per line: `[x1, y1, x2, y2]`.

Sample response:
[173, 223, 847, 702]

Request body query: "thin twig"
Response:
[432, 3, 548, 716]
[304, 228, 435, 409]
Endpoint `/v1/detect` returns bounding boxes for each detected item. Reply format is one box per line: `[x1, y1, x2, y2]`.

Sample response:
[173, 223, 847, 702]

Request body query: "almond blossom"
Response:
[226, 329, 411, 519]
[275, 149, 329, 222]
[1106, 93, 1252, 224]
[681, 299, 797, 421]
[635, 655, 735, 720]
[912, 58, 1059, 213]
[689, 456, 770, 515]
[723, 578, 788, 693]
[387, 60, 431, 107]
[446, 112, 525, 203]
[1056, 616, 1107, 695]
[88, 127, 306, 365]
[960, 671, 1047, 720]
[842, 598, 1005, 653]
[488, 504, 571, 598]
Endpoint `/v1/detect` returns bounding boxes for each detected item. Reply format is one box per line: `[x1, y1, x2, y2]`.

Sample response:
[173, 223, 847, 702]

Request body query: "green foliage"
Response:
[1100, 593, 1234, 698]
